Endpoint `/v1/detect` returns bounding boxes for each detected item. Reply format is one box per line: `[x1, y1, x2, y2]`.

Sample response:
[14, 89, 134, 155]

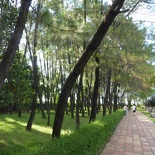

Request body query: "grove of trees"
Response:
[0, 0, 155, 138]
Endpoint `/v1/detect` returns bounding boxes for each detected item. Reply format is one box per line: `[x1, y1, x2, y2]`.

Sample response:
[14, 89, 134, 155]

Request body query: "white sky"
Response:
[106, 0, 155, 44]
[131, 3, 155, 26]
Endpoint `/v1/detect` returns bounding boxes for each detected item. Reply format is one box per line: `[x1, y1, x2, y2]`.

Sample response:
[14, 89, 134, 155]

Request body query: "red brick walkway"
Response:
[99, 111, 155, 155]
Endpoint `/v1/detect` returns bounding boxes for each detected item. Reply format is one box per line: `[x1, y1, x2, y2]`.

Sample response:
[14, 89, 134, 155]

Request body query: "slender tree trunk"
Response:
[9, 102, 13, 114]
[85, 72, 93, 116]
[108, 68, 112, 114]
[18, 104, 22, 118]
[76, 72, 83, 129]
[38, 54, 46, 118]
[26, 1, 40, 131]
[109, 89, 113, 114]
[0, 0, 32, 89]
[81, 0, 86, 117]
[70, 90, 75, 118]
[113, 81, 118, 111]
[89, 53, 100, 123]
[76, 91, 80, 129]
[103, 67, 111, 116]
[38, 89, 46, 118]
[52, 0, 126, 138]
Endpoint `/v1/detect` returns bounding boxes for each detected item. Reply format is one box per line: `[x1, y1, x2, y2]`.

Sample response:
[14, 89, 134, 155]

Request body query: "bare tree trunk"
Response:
[26, 1, 40, 131]
[52, 0, 126, 138]
[76, 72, 83, 129]
[38, 89, 46, 118]
[76, 89, 80, 129]
[103, 67, 111, 116]
[0, 0, 32, 89]
[85, 72, 93, 116]
[38, 53, 46, 118]
[70, 92, 75, 118]
[109, 91, 113, 114]
[113, 81, 118, 112]
[89, 53, 100, 123]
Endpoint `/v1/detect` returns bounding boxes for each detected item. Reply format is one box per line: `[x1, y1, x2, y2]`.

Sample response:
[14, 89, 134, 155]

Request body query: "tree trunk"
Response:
[76, 90, 80, 129]
[18, 106, 22, 118]
[70, 90, 75, 118]
[109, 91, 113, 114]
[0, 0, 32, 89]
[85, 72, 93, 116]
[38, 89, 46, 118]
[76, 72, 83, 129]
[103, 67, 111, 116]
[113, 81, 118, 111]
[89, 54, 100, 123]
[26, 1, 40, 131]
[52, 0, 125, 138]
[38, 53, 46, 118]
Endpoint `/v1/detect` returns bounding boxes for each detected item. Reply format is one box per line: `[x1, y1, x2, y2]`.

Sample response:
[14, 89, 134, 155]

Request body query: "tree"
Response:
[89, 52, 100, 123]
[0, 1, 18, 55]
[0, 0, 32, 89]
[52, 0, 126, 138]
[6, 52, 33, 116]
[26, 0, 41, 131]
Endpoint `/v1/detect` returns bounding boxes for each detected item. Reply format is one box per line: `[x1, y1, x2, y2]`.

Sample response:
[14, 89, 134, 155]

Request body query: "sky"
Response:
[105, 0, 155, 45]
[131, 3, 155, 26]
[105, 0, 155, 27]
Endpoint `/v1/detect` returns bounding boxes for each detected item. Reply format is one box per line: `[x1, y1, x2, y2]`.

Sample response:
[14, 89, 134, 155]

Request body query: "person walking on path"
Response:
[132, 104, 136, 116]
[99, 111, 155, 155]
[123, 104, 128, 116]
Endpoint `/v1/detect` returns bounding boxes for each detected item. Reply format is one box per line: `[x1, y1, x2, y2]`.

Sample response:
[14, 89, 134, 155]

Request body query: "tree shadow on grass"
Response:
[0, 117, 52, 155]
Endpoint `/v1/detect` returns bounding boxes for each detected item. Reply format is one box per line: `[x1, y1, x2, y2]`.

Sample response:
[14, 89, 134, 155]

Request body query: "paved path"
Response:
[99, 111, 155, 155]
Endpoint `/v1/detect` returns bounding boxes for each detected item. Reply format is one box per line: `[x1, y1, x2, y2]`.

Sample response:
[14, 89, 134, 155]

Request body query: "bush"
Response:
[37, 110, 124, 155]
[145, 97, 155, 107]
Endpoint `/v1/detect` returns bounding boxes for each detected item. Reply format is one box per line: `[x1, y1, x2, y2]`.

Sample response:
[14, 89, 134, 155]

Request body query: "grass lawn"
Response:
[0, 111, 100, 155]
[138, 106, 155, 123]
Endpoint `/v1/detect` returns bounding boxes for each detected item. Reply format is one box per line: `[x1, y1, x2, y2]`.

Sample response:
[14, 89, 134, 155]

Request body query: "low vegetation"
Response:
[0, 110, 123, 155]
[138, 106, 155, 123]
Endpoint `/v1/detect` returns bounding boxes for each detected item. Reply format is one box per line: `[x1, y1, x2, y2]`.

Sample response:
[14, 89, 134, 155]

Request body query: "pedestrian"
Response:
[123, 105, 128, 115]
[132, 104, 136, 116]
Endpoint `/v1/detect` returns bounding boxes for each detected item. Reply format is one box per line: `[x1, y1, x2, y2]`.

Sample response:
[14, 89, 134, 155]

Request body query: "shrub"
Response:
[37, 110, 124, 155]
[145, 97, 155, 107]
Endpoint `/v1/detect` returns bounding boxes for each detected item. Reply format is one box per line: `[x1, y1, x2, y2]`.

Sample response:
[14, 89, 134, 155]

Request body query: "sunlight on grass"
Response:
[0, 118, 16, 132]
[5, 117, 17, 122]
[0, 139, 8, 146]
[0, 111, 124, 155]
[61, 129, 73, 135]
[32, 124, 51, 134]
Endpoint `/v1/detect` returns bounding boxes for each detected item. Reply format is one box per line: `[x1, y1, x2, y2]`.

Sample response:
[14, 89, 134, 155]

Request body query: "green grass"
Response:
[0, 111, 90, 155]
[138, 106, 155, 123]
[0, 112, 50, 155]
[0, 110, 124, 155]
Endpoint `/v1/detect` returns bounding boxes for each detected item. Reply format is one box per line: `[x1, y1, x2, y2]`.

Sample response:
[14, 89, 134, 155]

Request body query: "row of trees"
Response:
[0, 0, 155, 137]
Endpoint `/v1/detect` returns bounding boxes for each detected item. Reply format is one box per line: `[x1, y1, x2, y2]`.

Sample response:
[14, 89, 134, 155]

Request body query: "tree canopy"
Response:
[0, 0, 155, 137]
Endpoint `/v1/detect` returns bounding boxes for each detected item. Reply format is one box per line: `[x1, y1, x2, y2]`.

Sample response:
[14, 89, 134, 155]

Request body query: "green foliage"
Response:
[144, 96, 155, 107]
[0, 110, 123, 155]
[0, 52, 33, 112]
[0, 1, 18, 53]
[37, 110, 124, 155]
[138, 106, 155, 123]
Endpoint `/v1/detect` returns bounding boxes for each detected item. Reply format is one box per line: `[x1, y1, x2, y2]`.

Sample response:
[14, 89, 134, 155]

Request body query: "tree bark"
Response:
[26, 1, 40, 131]
[52, 0, 126, 138]
[89, 54, 100, 123]
[103, 67, 111, 116]
[76, 77, 81, 129]
[0, 0, 32, 89]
